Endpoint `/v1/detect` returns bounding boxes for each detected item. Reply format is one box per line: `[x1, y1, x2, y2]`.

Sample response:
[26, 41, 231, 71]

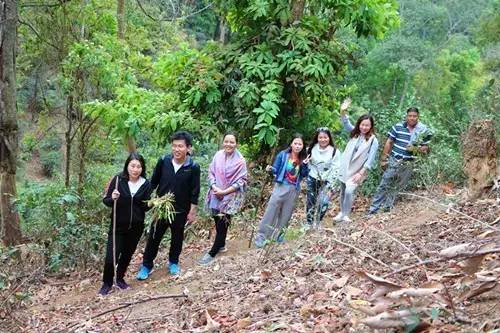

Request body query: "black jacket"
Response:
[103, 174, 152, 232]
[150, 154, 201, 214]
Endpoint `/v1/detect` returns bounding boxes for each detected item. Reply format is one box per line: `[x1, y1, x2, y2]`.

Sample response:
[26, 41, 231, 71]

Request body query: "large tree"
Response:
[210, 0, 399, 145]
[0, 0, 22, 246]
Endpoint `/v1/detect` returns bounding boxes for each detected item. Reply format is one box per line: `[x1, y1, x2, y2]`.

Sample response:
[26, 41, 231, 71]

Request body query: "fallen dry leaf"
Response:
[461, 254, 486, 275]
[346, 286, 363, 297]
[386, 287, 441, 298]
[235, 317, 252, 330]
[459, 281, 497, 301]
[333, 276, 349, 288]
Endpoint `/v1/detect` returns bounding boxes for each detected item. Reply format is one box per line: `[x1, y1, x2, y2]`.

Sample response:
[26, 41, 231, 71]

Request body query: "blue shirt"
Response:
[388, 121, 431, 160]
[271, 150, 309, 190]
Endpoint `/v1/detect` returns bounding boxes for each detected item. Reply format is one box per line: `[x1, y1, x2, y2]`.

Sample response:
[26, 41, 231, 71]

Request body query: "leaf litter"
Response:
[2, 190, 499, 332]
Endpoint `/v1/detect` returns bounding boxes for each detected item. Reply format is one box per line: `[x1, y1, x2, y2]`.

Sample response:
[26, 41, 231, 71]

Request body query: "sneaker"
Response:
[364, 211, 375, 218]
[136, 265, 153, 280]
[333, 212, 344, 222]
[255, 236, 266, 248]
[198, 253, 215, 266]
[116, 278, 130, 290]
[341, 215, 352, 223]
[168, 262, 180, 275]
[276, 233, 285, 244]
[98, 283, 112, 296]
[219, 246, 228, 253]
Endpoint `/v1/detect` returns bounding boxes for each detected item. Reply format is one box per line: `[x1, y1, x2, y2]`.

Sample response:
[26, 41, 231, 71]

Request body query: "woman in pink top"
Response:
[199, 132, 248, 266]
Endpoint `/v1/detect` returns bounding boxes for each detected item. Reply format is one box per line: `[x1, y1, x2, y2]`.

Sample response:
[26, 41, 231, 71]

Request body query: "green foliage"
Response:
[212, 0, 399, 146]
[38, 135, 62, 178]
[16, 162, 117, 271]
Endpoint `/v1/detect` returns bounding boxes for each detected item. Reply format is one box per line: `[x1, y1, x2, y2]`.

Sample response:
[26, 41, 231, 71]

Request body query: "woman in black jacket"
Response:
[99, 153, 152, 296]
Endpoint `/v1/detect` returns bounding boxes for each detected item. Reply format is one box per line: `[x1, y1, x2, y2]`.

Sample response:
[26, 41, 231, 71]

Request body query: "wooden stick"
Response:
[383, 247, 500, 278]
[399, 192, 500, 231]
[369, 227, 424, 263]
[323, 228, 391, 268]
[112, 176, 119, 286]
[64, 293, 188, 332]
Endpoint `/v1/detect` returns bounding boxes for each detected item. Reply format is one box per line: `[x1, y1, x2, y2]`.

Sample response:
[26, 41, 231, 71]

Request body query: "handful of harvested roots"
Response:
[147, 192, 176, 224]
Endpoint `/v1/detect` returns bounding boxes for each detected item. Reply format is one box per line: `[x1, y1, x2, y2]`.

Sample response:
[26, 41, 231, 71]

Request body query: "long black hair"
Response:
[351, 114, 375, 141]
[287, 133, 308, 162]
[308, 127, 335, 153]
[121, 152, 147, 179]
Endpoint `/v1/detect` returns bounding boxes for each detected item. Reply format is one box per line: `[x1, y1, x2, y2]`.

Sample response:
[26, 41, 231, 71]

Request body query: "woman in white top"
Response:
[306, 128, 341, 225]
[336, 99, 379, 223]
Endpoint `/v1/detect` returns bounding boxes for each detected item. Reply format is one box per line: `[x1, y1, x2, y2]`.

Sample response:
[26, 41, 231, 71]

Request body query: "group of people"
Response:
[98, 101, 431, 295]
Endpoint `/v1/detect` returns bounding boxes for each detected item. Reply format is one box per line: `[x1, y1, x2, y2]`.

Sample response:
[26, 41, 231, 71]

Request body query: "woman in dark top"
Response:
[99, 152, 151, 296]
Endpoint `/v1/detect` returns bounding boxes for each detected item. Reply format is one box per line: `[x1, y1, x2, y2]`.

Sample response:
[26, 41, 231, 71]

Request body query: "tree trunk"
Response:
[0, 0, 22, 246]
[125, 136, 136, 153]
[77, 123, 86, 197]
[218, 17, 228, 44]
[462, 119, 497, 200]
[117, 0, 125, 40]
[64, 95, 73, 187]
[398, 77, 409, 111]
[291, 0, 305, 23]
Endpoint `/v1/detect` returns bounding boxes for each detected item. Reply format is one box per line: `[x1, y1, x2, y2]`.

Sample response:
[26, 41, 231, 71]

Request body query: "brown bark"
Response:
[64, 95, 74, 187]
[291, 0, 305, 23]
[125, 136, 136, 153]
[0, 0, 22, 246]
[218, 17, 228, 44]
[462, 119, 497, 200]
[117, 0, 125, 40]
[77, 127, 86, 196]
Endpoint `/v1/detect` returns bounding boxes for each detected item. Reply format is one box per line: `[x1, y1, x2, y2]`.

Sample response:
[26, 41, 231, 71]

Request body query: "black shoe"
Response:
[98, 283, 112, 296]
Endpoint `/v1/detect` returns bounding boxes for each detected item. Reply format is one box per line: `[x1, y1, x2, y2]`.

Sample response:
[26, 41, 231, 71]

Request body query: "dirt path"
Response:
[8, 193, 500, 332]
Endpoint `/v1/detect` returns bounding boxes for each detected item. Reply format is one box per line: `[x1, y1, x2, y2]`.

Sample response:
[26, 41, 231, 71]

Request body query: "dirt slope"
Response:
[5, 192, 500, 332]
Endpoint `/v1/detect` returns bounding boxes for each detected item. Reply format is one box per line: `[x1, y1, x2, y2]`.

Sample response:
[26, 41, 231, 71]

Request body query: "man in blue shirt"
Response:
[368, 107, 432, 214]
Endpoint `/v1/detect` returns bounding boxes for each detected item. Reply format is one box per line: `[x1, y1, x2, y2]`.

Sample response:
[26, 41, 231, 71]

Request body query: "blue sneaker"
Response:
[276, 233, 285, 244]
[168, 262, 180, 275]
[136, 265, 152, 280]
[255, 235, 266, 248]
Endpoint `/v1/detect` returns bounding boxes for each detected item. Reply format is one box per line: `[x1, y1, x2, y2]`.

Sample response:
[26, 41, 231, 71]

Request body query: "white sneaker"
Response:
[219, 246, 228, 253]
[334, 212, 344, 222]
[342, 215, 352, 223]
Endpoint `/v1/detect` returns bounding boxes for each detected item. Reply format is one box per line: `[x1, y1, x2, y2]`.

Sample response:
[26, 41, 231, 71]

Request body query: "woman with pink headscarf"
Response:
[199, 132, 248, 266]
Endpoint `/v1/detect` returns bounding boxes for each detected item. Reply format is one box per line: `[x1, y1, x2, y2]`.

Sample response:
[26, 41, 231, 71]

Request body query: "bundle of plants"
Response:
[147, 193, 176, 235]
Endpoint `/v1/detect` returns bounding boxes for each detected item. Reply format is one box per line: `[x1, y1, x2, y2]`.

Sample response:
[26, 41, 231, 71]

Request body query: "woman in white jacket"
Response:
[336, 99, 379, 223]
[306, 128, 341, 226]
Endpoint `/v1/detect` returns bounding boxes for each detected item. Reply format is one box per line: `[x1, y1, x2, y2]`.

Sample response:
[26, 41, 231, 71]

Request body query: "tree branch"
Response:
[18, 18, 61, 51]
[399, 192, 500, 231]
[20, 0, 72, 8]
[383, 247, 500, 278]
[64, 292, 188, 332]
[323, 228, 391, 268]
[135, 0, 213, 22]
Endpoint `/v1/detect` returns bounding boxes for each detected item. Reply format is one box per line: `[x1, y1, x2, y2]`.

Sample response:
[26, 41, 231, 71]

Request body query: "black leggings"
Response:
[209, 213, 231, 257]
[102, 224, 144, 285]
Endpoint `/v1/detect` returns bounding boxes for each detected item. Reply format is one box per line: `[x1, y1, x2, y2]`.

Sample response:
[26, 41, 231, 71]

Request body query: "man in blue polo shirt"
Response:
[368, 107, 431, 214]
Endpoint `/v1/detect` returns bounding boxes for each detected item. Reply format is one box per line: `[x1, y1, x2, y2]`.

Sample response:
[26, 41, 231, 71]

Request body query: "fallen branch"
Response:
[369, 227, 424, 263]
[384, 248, 500, 278]
[64, 292, 188, 332]
[323, 228, 390, 269]
[0, 266, 44, 309]
[399, 192, 500, 231]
